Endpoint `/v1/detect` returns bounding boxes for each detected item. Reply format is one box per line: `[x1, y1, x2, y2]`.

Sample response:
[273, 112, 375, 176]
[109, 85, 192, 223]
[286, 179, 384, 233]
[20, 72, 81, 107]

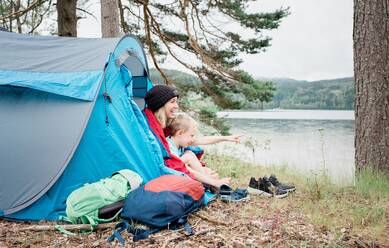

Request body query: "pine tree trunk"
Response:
[101, 0, 120, 38]
[353, 0, 389, 171]
[57, 0, 77, 37]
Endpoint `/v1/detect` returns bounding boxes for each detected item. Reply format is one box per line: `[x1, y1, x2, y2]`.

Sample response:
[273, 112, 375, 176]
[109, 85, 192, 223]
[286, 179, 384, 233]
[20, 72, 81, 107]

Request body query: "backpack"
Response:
[108, 174, 204, 245]
[57, 169, 142, 234]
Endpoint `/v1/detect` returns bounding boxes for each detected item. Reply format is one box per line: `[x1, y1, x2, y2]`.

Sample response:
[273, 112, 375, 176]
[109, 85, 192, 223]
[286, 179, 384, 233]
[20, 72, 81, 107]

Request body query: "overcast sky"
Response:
[78, 0, 353, 81]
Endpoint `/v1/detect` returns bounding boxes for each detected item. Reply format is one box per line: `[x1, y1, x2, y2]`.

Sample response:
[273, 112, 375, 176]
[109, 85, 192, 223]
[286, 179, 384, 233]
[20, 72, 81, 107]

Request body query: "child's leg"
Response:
[185, 165, 230, 188]
[181, 150, 219, 179]
[204, 167, 219, 179]
[180, 150, 206, 173]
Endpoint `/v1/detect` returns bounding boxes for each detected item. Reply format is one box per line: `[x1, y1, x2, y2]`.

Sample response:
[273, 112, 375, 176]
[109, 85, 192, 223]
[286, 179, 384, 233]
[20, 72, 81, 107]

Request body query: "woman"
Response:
[143, 85, 230, 188]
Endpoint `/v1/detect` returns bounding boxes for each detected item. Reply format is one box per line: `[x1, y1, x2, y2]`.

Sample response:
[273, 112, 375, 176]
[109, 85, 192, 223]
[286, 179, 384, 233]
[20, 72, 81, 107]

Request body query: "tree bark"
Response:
[14, 0, 22, 33]
[101, 0, 120, 38]
[354, 0, 389, 171]
[57, 0, 77, 37]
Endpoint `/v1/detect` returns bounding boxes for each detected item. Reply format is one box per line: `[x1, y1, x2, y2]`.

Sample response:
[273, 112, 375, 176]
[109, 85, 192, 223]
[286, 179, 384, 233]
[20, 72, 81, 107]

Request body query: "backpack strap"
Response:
[56, 209, 122, 236]
[56, 215, 98, 235]
[107, 217, 195, 244]
[178, 216, 194, 235]
[169, 216, 194, 236]
[94, 208, 122, 223]
[131, 226, 161, 242]
[107, 221, 129, 246]
[108, 220, 162, 245]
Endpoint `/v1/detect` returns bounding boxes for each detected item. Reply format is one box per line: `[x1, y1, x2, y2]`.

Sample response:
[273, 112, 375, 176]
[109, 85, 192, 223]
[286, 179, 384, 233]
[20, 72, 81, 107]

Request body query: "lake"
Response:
[212, 110, 355, 185]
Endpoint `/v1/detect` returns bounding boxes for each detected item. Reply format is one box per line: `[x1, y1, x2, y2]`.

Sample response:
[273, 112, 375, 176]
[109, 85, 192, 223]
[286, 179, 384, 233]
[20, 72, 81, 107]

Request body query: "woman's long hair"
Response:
[154, 106, 169, 128]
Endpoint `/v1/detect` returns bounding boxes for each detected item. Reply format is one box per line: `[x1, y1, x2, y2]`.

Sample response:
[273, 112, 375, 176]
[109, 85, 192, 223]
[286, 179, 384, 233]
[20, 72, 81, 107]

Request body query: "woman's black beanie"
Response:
[144, 84, 179, 112]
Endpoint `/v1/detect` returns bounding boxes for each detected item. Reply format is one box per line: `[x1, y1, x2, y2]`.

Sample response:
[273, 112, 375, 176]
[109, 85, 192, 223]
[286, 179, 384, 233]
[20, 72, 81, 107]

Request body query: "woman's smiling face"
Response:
[164, 97, 179, 119]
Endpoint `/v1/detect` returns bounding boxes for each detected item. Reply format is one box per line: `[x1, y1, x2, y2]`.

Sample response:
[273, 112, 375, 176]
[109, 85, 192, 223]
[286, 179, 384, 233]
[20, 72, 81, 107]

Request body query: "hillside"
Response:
[263, 77, 354, 110]
[149, 69, 201, 87]
[149, 69, 355, 110]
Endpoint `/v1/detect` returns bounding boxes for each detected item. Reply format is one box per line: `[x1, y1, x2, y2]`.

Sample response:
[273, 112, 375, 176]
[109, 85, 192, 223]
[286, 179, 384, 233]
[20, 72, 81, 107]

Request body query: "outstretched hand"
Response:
[225, 135, 242, 143]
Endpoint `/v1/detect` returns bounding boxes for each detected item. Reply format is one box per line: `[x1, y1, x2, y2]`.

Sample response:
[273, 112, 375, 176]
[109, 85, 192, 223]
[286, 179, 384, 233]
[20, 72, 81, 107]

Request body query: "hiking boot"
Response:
[219, 184, 233, 196]
[247, 177, 260, 195]
[247, 177, 273, 197]
[248, 177, 258, 189]
[269, 174, 296, 192]
[273, 187, 289, 198]
[221, 188, 250, 202]
[263, 176, 289, 198]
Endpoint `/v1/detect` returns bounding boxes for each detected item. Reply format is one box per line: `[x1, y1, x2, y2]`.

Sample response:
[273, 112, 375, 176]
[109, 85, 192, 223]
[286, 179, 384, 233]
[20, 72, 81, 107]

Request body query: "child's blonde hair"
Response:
[169, 113, 197, 136]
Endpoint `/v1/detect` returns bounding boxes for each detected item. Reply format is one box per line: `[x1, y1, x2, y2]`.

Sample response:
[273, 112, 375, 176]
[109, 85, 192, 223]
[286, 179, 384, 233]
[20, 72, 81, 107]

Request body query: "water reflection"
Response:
[210, 117, 355, 186]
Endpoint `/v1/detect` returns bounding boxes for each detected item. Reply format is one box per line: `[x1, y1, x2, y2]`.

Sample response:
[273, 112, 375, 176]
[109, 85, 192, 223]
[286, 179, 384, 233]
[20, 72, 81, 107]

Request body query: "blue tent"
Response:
[0, 31, 173, 220]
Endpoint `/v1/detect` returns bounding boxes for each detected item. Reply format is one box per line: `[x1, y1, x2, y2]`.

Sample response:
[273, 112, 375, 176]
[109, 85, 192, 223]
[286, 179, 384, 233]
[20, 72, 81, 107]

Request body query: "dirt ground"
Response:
[1, 192, 385, 248]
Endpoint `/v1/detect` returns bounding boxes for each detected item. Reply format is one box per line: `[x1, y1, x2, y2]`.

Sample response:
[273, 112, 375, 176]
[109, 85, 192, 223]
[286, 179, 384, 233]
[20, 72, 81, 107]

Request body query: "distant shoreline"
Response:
[218, 109, 355, 120]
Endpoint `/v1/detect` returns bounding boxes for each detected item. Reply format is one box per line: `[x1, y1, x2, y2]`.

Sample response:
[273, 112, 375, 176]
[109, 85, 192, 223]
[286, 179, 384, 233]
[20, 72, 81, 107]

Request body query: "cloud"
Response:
[77, 0, 353, 81]
[240, 0, 353, 80]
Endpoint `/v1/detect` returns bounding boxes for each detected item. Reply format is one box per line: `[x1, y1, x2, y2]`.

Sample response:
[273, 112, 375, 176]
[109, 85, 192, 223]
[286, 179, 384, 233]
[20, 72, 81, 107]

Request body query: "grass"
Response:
[1, 153, 387, 247]
[204, 152, 389, 244]
[355, 168, 389, 198]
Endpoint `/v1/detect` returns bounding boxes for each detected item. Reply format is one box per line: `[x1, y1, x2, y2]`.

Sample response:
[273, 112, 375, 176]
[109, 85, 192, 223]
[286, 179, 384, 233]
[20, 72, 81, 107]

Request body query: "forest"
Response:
[263, 77, 354, 110]
[150, 69, 354, 110]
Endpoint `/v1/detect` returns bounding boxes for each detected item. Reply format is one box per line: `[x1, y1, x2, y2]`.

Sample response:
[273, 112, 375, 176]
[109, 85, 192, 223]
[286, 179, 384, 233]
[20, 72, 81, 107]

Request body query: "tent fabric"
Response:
[0, 86, 94, 215]
[0, 31, 149, 101]
[0, 70, 103, 101]
[0, 31, 120, 72]
[0, 32, 166, 220]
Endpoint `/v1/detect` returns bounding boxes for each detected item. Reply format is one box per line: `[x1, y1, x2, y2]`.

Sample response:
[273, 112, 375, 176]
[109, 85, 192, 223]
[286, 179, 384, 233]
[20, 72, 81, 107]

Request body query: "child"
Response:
[166, 113, 241, 188]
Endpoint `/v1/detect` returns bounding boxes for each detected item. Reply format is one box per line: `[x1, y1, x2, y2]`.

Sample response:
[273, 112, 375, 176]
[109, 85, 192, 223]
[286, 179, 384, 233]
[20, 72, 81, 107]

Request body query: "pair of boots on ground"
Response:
[218, 185, 249, 202]
[248, 175, 296, 198]
[204, 183, 249, 202]
[215, 174, 296, 202]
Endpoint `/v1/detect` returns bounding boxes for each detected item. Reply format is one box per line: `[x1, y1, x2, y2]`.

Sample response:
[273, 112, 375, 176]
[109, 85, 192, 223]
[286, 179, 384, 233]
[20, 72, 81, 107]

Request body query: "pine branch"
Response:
[28, 0, 52, 33]
[143, 2, 170, 84]
[0, 0, 47, 21]
[180, 1, 234, 82]
[76, 7, 97, 21]
[118, 0, 129, 33]
[146, 7, 198, 72]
